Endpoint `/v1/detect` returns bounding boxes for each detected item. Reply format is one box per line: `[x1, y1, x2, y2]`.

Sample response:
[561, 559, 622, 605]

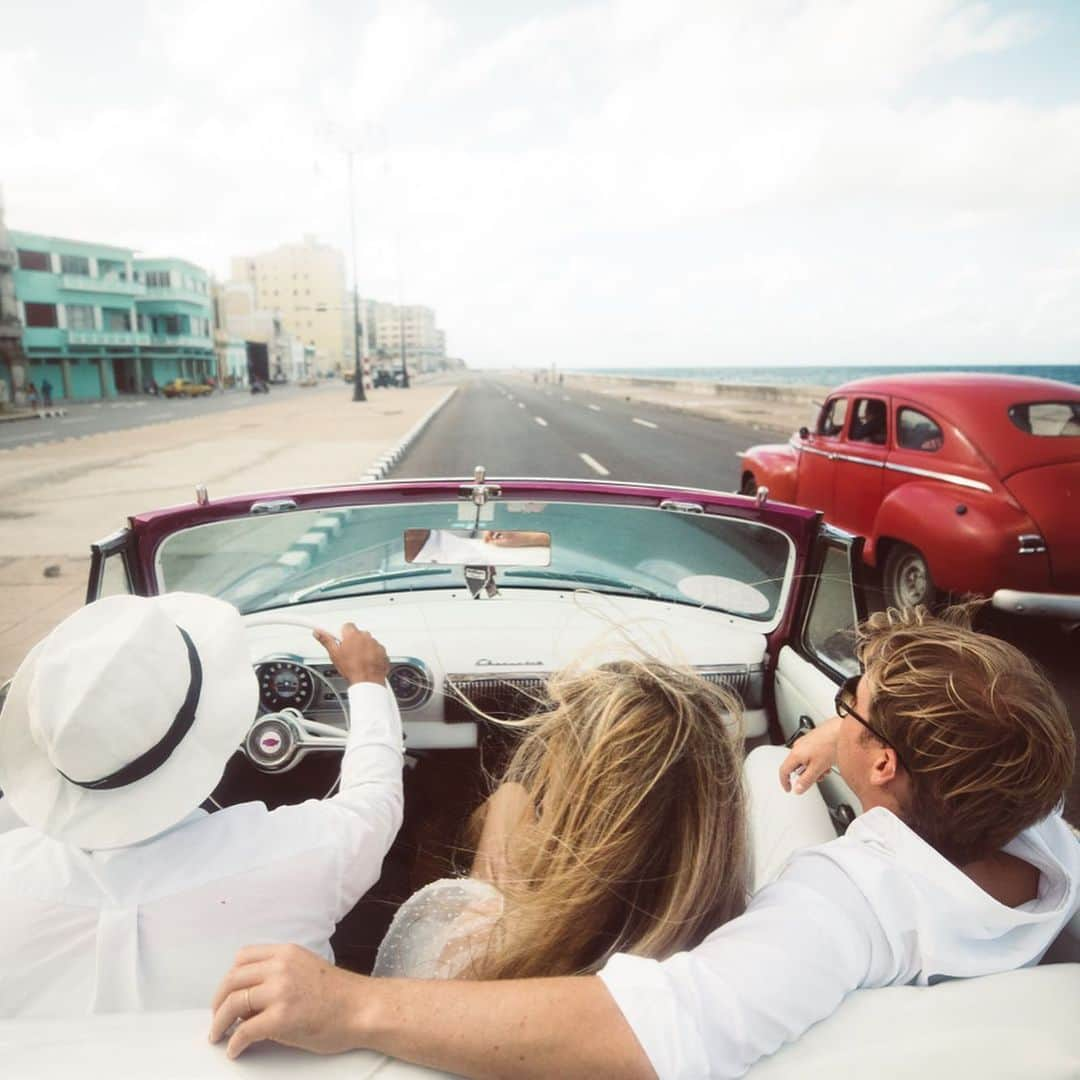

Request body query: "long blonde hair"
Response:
[467, 660, 748, 980]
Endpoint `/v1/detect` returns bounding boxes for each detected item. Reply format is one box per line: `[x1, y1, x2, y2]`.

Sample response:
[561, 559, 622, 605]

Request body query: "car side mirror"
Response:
[798, 426, 810, 440]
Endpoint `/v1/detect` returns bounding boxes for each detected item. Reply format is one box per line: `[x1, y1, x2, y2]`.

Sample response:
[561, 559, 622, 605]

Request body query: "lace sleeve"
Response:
[373, 877, 504, 980]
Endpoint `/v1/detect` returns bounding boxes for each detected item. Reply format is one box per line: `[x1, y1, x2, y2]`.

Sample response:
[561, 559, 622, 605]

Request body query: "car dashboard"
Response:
[243, 587, 771, 747]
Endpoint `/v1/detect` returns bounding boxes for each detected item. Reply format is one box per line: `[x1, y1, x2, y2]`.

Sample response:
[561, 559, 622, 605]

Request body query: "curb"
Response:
[272, 386, 458, 573]
[360, 386, 458, 481]
[0, 407, 67, 423]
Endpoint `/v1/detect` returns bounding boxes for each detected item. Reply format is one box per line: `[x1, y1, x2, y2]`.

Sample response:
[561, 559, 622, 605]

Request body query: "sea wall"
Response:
[565, 372, 828, 405]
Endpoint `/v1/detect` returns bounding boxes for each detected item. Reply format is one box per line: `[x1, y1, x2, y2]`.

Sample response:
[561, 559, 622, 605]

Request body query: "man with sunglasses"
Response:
[210, 604, 1079, 1078]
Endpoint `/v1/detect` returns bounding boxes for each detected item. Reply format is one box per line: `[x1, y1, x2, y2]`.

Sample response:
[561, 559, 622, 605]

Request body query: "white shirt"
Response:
[0, 682, 403, 1018]
[599, 809, 1080, 1080]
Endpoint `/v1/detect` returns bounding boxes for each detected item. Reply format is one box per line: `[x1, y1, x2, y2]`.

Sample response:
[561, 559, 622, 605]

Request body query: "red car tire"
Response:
[883, 542, 935, 610]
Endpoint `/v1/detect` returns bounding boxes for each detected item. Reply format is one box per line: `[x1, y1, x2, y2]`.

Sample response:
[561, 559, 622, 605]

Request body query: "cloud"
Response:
[1, 0, 1077, 368]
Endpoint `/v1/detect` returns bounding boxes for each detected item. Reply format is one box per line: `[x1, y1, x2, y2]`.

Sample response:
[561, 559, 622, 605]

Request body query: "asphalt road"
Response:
[390, 373, 1080, 823]
[0, 383, 341, 451]
[390, 373, 762, 488]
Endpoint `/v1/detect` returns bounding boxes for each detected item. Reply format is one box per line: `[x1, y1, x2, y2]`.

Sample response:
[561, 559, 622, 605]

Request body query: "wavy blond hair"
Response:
[466, 660, 748, 980]
[857, 603, 1075, 865]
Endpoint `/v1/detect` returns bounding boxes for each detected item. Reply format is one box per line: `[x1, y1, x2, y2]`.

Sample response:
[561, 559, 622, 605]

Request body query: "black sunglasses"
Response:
[835, 674, 907, 771]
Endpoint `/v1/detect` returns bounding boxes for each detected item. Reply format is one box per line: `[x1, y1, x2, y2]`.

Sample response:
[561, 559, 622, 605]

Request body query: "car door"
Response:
[794, 395, 847, 516]
[830, 395, 889, 538]
[86, 528, 143, 602]
[773, 524, 866, 822]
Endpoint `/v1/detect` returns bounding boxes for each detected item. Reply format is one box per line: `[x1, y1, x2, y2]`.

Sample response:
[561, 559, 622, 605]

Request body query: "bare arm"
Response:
[209, 944, 654, 1080]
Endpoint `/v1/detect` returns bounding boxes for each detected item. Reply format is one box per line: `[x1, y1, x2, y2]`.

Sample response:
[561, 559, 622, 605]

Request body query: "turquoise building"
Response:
[9, 231, 214, 400]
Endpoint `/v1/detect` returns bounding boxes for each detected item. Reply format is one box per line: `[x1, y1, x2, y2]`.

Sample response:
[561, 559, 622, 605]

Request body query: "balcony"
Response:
[141, 285, 210, 306]
[61, 273, 145, 296]
[148, 334, 213, 349]
[68, 330, 151, 347]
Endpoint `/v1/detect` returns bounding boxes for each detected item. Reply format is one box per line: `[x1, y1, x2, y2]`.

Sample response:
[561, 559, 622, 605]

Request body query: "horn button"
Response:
[246, 713, 300, 771]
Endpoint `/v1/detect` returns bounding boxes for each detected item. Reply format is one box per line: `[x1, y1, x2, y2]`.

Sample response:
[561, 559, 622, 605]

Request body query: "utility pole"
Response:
[347, 150, 366, 402]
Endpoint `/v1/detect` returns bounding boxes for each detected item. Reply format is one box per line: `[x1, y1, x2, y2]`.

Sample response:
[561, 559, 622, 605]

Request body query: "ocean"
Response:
[570, 364, 1080, 389]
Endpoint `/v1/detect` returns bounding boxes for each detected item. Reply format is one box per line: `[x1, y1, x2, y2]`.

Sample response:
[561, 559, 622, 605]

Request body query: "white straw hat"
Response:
[0, 593, 258, 849]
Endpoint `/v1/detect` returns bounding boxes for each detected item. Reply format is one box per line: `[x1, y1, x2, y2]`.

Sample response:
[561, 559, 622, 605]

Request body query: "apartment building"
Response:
[7, 232, 214, 400]
[368, 301, 447, 373]
[230, 236, 347, 374]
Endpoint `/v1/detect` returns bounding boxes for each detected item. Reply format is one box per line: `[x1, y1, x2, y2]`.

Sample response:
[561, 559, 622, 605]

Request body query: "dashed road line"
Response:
[588, 404, 601, 412]
[518, 402, 525, 409]
[534, 417, 548, 427]
[579, 452, 610, 476]
[632, 417, 658, 429]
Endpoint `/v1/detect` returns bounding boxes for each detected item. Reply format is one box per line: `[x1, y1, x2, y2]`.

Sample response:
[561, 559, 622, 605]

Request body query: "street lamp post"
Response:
[398, 305, 409, 389]
[347, 151, 366, 402]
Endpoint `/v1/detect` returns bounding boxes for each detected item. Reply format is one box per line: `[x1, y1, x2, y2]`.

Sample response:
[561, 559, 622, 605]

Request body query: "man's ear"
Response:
[868, 746, 901, 787]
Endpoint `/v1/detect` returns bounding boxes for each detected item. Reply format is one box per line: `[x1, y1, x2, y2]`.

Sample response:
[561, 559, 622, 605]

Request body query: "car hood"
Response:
[1004, 461, 1080, 591]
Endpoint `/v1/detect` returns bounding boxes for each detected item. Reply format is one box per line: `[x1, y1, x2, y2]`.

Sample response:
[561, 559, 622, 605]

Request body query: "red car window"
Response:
[849, 398, 887, 445]
[1008, 402, 1080, 437]
[897, 407, 944, 452]
[817, 397, 848, 437]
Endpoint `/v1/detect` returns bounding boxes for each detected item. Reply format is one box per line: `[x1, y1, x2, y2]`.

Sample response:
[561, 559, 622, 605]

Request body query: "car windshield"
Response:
[156, 500, 794, 623]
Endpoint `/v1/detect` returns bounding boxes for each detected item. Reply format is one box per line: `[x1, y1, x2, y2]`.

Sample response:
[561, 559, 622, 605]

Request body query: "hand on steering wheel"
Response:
[243, 620, 388, 775]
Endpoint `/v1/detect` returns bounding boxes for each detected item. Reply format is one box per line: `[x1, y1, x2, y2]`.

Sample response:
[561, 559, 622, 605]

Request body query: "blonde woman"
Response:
[374, 660, 748, 981]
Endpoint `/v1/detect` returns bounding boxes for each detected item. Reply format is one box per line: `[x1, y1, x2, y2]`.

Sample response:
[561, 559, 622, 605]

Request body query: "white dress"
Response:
[373, 878, 505, 979]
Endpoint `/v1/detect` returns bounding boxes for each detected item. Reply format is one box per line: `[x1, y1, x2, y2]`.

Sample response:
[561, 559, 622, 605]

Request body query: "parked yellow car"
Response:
[162, 379, 213, 398]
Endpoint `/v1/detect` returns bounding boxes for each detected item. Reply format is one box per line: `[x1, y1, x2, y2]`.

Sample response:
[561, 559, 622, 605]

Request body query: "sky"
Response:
[2, 0, 1079, 370]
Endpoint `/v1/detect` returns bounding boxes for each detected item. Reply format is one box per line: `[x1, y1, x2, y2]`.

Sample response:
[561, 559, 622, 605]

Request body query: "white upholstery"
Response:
[747, 963, 1080, 1078]
[744, 745, 837, 892]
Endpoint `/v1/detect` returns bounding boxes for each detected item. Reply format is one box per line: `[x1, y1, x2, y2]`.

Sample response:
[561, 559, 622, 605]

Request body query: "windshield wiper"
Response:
[289, 566, 453, 602]
[502, 569, 661, 598]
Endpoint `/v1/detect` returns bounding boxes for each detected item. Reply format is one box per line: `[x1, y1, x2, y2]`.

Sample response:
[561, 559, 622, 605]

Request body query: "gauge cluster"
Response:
[255, 660, 316, 713]
[255, 657, 433, 716]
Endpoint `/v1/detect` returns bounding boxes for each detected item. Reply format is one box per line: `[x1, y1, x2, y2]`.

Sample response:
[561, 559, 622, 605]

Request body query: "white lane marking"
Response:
[562, 395, 570, 401]
[579, 452, 610, 476]
[534, 416, 548, 427]
[147, 412, 171, 421]
[518, 402, 525, 409]
[588, 404, 601, 412]
[632, 417, 658, 429]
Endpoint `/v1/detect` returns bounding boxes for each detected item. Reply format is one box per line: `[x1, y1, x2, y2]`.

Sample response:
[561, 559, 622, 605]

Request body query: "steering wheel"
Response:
[242, 613, 350, 775]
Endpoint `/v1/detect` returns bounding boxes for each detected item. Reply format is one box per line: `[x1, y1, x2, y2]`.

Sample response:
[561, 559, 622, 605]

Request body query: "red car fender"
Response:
[739, 442, 799, 503]
[869, 483, 1051, 594]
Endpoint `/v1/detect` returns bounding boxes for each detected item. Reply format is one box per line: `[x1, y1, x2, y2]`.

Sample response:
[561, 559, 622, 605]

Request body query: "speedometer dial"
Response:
[256, 661, 315, 713]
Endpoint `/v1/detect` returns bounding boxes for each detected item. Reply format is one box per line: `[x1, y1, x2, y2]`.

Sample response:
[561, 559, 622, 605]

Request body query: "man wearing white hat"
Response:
[0, 592, 403, 1018]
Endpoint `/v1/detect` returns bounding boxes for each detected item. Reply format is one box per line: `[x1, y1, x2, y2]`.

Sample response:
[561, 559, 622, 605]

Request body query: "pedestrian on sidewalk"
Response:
[26, 381, 39, 409]
[41, 378, 53, 408]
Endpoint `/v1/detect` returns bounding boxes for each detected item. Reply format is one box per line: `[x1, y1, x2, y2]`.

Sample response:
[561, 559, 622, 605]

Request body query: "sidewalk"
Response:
[0, 380, 458, 681]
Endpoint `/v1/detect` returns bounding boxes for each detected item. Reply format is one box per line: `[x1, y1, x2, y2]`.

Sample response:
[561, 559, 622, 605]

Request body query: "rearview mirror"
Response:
[798, 426, 810, 440]
[404, 529, 551, 566]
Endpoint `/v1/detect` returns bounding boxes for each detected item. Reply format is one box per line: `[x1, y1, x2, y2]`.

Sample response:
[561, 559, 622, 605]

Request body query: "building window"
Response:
[17, 249, 51, 272]
[138, 314, 149, 333]
[66, 304, 95, 330]
[24, 302, 59, 328]
[98, 258, 127, 281]
[102, 308, 131, 332]
[60, 254, 91, 276]
[145, 270, 172, 288]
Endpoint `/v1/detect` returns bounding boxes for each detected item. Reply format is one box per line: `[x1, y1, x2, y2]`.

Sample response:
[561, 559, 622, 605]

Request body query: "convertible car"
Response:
[2, 469, 1078, 1076]
[739, 373, 1080, 608]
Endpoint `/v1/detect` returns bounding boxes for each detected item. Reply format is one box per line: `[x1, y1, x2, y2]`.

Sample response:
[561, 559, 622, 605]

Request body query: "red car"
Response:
[739, 373, 1080, 608]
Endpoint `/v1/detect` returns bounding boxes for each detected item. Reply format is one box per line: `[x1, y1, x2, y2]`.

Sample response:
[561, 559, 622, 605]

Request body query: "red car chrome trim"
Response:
[834, 453, 885, 468]
[883, 461, 993, 493]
